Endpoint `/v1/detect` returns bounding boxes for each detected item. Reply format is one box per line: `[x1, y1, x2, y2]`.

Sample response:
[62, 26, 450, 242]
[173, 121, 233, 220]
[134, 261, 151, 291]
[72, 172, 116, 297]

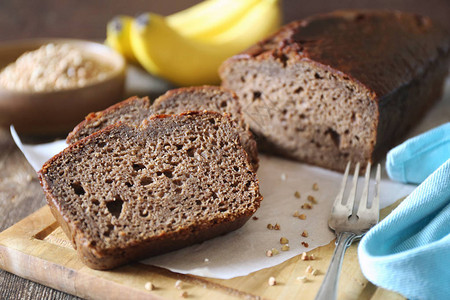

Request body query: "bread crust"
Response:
[220, 10, 450, 172]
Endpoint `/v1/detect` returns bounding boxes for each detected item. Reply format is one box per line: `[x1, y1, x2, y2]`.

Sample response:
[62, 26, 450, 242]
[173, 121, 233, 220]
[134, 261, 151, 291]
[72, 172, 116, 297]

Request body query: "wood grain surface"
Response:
[0, 202, 405, 300]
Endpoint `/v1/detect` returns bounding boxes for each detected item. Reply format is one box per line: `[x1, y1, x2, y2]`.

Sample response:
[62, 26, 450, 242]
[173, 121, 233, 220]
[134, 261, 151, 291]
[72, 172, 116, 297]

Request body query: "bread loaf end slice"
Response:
[39, 111, 262, 270]
[67, 86, 258, 170]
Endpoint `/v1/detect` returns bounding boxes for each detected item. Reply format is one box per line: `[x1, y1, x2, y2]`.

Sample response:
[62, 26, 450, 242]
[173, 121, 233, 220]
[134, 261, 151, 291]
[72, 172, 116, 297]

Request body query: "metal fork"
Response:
[315, 162, 380, 300]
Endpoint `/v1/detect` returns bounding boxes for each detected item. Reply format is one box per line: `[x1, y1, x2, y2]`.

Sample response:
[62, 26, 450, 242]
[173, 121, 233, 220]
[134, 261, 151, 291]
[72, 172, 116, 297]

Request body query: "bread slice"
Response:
[66, 86, 258, 170]
[39, 111, 262, 270]
[219, 10, 450, 172]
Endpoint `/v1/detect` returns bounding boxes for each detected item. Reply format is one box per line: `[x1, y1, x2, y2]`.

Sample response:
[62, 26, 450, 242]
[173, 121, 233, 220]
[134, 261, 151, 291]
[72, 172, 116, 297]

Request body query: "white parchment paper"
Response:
[11, 78, 450, 279]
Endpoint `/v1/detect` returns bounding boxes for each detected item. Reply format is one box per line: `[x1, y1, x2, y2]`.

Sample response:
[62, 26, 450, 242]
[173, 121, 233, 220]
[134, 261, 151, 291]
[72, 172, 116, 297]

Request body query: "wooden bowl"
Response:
[0, 38, 126, 136]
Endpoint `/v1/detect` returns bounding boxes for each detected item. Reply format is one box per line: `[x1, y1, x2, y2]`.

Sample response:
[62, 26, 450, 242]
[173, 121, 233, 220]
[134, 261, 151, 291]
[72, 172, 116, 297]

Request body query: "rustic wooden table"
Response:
[0, 127, 81, 299]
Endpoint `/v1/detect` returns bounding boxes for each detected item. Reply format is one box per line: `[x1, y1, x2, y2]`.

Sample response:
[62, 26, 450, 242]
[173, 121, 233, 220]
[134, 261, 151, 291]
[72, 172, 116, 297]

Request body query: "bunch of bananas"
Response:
[106, 0, 282, 86]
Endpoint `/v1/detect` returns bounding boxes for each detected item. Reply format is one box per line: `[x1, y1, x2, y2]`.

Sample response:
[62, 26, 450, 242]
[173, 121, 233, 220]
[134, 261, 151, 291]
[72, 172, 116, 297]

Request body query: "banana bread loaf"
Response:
[219, 10, 450, 172]
[39, 111, 262, 270]
[66, 86, 258, 170]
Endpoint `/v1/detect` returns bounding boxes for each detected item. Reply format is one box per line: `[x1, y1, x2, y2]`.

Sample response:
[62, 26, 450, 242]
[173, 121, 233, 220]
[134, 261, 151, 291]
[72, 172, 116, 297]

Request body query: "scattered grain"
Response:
[293, 211, 299, 217]
[268, 276, 277, 286]
[297, 276, 308, 283]
[301, 230, 309, 238]
[144, 281, 154, 291]
[312, 183, 319, 191]
[280, 237, 289, 244]
[180, 291, 188, 298]
[301, 241, 309, 248]
[307, 195, 317, 204]
[306, 265, 314, 274]
[266, 249, 274, 257]
[298, 214, 307, 220]
[252, 216, 259, 220]
[301, 203, 312, 209]
[175, 280, 183, 289]
[271, 248, 280, 255]
[267, 223, 273, 230]
[294, 191, 301, 198]
[274, 223, 280, 230]
[281, 244, 290, 251]
[312, 269, 319, 276]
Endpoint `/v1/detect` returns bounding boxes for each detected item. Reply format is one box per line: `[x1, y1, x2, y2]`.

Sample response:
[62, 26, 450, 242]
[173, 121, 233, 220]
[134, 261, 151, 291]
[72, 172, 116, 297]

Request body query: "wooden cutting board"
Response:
[0, 202, 404, 300]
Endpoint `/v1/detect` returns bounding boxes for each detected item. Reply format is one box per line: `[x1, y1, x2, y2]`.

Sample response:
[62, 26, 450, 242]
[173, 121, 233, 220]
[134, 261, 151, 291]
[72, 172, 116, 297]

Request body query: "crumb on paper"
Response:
[294, 191, 301, 198]
[297, 276, 308, 283]
[252, 216, 259, 220]
[274, 223, 280, 230]
[271, 248, 280, 255]
[144, 281, 154, 291]
[307, 195, 317, 204]
[266, 249, 274, 257]
[302, 230, 309, 237]
[302, 241, 309, 248]
[281, 244, 290, 251]
[281, 173, 287, 181]
[267, 223, 273, 230]
[268, 276, 277, 286]
[298, 214, 307, 220]
[293, 211, 299, 217]
[280, 237, 289, 244]
[312, 269, 319, 276]
[306, 265, 313, 274]
[312, 183, 319, 191]
[301, 203, 313, 209]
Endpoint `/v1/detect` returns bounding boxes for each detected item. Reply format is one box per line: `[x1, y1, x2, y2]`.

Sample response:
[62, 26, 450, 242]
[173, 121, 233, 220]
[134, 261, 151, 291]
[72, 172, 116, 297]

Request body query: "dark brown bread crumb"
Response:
[39, 111, 262, 270]
[219, 10, 450, 172]
[66, 86, 259, 170]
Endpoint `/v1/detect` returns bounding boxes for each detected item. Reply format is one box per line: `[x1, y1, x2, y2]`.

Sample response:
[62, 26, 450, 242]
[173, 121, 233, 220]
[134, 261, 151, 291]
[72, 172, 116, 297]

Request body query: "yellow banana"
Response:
[167, 0, 261, 41]
[130, 0, 281, 86]
[105, 15, 137, 63]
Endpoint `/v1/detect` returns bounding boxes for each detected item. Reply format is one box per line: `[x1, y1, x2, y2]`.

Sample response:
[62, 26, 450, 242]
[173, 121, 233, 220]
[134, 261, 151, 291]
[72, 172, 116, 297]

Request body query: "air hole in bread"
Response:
[132, 163, 145, 171]
[71, 182, 85, 195]
[253, 91, 262, 100]
[98, 142, 107, 148]
[140, 177, 153, 186]
[211, 192, 218, 199]
[187, 148, 195, 157]
[176, 144, 183, 150]
[325, 128, 341, 148]
[163, 171, 173, 178]
[233, 166, 239, 172]
[294, 86, 304, 94]
[125, 182, 133, 187]
[140, 210, 148, 217]
[314, 73, 323, 79]
[92, 199, 99, 206]
[106, 196, 123, 218]
[105, 178, 113, 184]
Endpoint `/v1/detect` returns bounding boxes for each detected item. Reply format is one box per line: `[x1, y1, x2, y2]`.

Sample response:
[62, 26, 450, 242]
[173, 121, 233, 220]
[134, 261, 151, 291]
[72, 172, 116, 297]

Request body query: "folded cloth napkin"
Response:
[386, 122, 450, 184]
[359, 124, 450, 300]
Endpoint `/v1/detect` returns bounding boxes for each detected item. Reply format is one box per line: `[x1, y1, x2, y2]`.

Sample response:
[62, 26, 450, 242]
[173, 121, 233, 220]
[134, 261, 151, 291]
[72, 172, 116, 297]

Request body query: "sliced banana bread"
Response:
[67, 86, 258, 170]
[39, 111, 262, 270]
[219, 10, 450, 172]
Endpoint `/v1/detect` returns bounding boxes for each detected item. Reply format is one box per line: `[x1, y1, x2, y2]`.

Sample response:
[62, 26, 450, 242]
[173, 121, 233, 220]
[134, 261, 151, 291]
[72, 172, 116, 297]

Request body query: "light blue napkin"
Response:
[358, 124, 450, 300]
[386, 122, 450, 184]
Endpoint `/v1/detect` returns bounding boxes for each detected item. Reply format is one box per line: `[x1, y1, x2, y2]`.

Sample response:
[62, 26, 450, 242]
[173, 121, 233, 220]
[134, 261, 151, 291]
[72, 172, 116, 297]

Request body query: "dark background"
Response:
[0, 0, 449, 42]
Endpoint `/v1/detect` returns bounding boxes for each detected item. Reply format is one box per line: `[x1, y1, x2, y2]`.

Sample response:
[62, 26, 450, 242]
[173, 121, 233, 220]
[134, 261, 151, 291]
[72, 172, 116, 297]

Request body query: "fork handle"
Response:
[315, 232, 356, 300]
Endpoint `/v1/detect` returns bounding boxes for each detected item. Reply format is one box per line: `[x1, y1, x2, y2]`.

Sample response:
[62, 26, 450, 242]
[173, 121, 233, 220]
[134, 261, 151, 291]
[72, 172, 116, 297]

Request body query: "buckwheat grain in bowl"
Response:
[0, 43, 114, 92]
[0, 39, 125, 135]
